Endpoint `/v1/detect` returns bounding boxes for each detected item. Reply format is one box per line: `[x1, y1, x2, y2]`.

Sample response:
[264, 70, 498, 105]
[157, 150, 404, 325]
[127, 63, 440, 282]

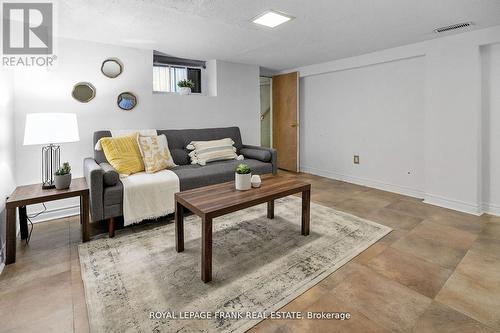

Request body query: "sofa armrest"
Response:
[99, 162, 119, 186]
[241, 145, 277, 175]
[84, 157, 104, 222]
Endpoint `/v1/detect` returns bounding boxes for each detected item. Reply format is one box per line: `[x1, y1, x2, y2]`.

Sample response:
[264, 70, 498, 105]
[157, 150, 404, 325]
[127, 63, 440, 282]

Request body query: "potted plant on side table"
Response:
[55, 162, 72, 190]
[235, 163, 252, 191]
[177, 79, 194, 95]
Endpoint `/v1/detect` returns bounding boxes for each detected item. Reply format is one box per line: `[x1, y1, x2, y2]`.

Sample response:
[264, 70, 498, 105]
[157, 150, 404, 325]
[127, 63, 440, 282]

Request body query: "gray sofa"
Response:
[83, 127, 277, 236]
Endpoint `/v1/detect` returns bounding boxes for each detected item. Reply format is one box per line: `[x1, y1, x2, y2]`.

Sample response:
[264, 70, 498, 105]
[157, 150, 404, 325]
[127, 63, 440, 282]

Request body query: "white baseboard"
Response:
[482, 202, 500, 217]
[30, 204, 80, 223]
[300, 165, 495, 217]
[423, 194, 482, 216]
[300, 165, 424, 199]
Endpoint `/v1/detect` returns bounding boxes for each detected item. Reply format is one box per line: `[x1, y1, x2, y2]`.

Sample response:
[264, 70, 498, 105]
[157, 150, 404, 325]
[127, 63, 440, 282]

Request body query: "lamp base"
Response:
[42, 182, 55, 190]
[41, 144, 60, 190]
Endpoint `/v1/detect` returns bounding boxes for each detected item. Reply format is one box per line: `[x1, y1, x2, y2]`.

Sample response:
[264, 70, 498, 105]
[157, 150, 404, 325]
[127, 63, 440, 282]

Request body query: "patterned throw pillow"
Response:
[187, 138, 239, 166]
[100, 134, 145, 176]
[138, 134, 177, 173]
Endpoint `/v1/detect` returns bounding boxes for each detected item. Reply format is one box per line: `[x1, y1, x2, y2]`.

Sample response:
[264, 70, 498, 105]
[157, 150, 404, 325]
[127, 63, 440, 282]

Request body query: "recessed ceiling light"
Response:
[252, 10, 294, 28]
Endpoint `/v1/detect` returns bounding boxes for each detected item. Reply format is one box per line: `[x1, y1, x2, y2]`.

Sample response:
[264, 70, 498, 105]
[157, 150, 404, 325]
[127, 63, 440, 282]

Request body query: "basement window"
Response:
[153, 51, 204, 94]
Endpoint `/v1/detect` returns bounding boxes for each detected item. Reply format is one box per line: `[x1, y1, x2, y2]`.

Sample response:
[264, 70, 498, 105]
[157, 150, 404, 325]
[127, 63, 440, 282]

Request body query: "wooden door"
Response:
[272, 72, 299, 172]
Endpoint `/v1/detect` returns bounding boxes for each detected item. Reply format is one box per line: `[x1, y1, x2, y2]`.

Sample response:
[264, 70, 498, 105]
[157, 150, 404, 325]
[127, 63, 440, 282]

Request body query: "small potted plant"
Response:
[55, 162, 72, 190]
[235, 163, 252, 190]
[177, 79, 194, 95]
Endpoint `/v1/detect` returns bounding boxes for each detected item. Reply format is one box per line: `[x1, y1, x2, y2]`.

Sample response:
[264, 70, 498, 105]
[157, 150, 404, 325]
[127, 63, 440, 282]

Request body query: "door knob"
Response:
[291, 123, 299, 128]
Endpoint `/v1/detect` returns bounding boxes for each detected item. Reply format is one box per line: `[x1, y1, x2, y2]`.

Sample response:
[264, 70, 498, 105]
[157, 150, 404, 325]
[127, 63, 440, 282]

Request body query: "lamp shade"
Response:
[23, 113, 80, 145]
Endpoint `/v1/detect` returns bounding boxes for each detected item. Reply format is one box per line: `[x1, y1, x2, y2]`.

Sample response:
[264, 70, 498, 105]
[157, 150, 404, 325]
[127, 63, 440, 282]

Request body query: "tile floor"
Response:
[1, 172, 499, 332]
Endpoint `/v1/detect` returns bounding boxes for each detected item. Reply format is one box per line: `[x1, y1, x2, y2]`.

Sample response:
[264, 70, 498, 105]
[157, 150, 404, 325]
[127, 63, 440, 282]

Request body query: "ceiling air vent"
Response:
[434, 22, 473, 33]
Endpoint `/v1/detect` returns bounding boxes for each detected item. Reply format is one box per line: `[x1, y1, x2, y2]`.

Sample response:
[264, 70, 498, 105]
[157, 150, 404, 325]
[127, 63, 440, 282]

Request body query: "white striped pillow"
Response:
[187, 138, 239, 165]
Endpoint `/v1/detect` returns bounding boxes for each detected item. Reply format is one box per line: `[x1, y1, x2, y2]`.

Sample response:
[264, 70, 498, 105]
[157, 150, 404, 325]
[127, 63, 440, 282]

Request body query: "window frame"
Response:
[153, 64, 204, 95]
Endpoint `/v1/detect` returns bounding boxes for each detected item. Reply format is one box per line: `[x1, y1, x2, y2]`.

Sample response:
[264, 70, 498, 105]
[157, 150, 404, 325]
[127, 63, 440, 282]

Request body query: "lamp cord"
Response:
[25, 203, 47, 244]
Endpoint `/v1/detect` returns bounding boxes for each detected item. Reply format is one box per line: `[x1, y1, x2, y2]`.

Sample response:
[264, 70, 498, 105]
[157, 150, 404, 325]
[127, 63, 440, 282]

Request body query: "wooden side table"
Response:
[5, 177, 90, 265]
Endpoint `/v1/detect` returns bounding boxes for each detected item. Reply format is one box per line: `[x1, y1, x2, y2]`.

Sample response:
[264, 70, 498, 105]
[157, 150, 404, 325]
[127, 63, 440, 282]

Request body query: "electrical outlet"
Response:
[353, 155, 360, 164]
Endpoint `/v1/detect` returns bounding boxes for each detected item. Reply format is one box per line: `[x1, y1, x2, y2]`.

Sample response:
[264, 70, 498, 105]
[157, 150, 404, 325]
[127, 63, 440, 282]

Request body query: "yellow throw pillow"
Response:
[100, 135, 145, 175]
[138, 134, 177, 173]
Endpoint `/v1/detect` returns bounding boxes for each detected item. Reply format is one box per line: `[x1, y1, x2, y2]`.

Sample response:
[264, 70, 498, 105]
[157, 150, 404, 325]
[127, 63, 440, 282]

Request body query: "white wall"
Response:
[10, 28, 500, 219]
[151, 61, 260, 143]
[424, 38, 482, 213]
[300, 56, 425, 197]
[482, 43, 500, 215]
[290, 25, 500, 215]
[13, 38, 260, 220]
[0, 68, 16, 268]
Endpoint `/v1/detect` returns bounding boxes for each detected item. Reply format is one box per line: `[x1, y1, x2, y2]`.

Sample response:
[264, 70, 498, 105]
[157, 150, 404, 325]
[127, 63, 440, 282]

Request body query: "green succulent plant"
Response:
[177, 79, 194, 88]
[235, 163, 251, 175]
[55, 162, 71, 176]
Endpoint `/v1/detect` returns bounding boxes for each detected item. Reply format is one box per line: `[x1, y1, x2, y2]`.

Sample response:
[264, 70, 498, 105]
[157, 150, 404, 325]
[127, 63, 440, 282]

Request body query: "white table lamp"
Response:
[23, 113, 80, 189]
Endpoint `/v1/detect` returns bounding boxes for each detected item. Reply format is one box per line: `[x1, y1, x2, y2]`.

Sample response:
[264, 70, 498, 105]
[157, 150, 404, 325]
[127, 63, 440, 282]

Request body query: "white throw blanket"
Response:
[120, 170, 180, 226]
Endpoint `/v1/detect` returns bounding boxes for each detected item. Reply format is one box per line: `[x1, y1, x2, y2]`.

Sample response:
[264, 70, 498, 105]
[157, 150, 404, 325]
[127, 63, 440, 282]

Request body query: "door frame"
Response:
[259, 76, 273, 148]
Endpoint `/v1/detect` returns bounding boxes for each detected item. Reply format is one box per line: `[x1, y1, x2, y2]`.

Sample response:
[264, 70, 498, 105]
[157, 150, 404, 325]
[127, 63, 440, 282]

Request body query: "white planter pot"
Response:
[179, 87, 191, 95]
[235, 173, 252, 191]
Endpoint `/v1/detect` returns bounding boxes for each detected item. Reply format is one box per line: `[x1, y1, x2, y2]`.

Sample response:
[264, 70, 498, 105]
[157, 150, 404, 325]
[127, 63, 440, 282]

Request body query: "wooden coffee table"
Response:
[174, 175, 311, 283]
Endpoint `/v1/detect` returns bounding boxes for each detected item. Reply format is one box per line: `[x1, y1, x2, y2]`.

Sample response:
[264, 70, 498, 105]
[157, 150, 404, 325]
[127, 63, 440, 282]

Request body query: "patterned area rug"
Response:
[79, 196, 391, 333]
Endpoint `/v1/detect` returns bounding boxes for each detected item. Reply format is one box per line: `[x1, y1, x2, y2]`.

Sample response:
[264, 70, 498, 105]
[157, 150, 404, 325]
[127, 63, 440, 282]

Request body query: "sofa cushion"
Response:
[94, 131, 112, 164]
[100, 162, 119, 186]
[95, 127, 244, 166]
[171, 158, 272, 191]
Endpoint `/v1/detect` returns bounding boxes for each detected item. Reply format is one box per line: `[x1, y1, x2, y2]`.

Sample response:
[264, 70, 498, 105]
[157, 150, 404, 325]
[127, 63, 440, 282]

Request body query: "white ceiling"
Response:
[58, 0, 500, 71]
